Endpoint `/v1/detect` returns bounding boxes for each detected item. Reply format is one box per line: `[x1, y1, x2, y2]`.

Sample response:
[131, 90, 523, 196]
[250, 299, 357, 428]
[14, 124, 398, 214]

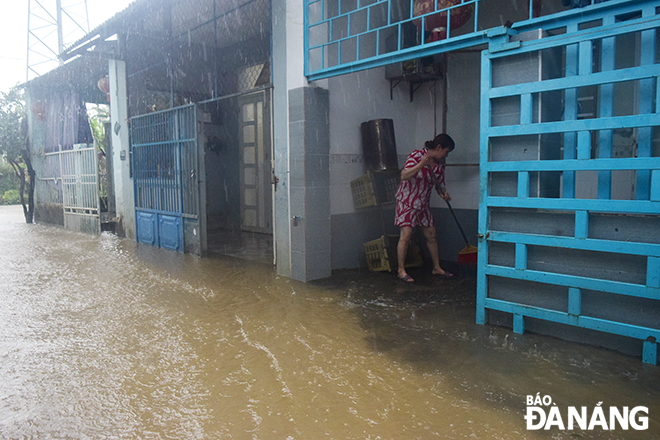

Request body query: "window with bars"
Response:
[303, 0, 634, 80]
[306, 0, 480, 77]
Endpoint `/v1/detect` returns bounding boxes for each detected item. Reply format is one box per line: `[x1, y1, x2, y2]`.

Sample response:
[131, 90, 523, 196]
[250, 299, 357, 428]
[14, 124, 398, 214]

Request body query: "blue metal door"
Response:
[477, 6, 660, 364]
[131, 105, 201, 253]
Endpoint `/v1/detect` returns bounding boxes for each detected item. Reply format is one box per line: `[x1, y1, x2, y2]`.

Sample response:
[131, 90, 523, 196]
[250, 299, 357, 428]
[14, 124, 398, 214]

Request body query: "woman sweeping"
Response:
[395, 133, 455, 283]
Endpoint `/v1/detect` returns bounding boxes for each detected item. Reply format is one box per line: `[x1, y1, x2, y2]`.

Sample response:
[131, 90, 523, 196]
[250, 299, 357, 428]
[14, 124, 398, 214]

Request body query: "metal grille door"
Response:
[131, 105, 200, 253]
[477, 10, 660, 364]
[60, 145, 101, 235]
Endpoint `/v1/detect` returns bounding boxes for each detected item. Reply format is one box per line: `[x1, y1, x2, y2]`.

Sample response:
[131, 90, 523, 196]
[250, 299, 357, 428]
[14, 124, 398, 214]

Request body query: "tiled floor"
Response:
[207, 228, 274, 265]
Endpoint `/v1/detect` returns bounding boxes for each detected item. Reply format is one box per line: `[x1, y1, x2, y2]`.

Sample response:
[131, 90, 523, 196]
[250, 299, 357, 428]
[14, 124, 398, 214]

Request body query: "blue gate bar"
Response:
[488, 114, 660, 137]
[488, 232, 660, 258]
[489, 66, 660, 98]
[487, 158, 660, 172]
[485, 198, 659, 215]
[485, 265, 659, 301]
[484, 297, 660, 342]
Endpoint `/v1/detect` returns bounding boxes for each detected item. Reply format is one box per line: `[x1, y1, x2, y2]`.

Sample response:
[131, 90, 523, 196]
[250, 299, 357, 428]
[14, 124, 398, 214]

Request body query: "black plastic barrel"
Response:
[361, 119, 399, 171]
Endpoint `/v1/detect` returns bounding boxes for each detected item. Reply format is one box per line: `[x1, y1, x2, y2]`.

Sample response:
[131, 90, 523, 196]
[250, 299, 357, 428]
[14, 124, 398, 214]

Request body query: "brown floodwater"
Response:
[0, 205, 658, 439]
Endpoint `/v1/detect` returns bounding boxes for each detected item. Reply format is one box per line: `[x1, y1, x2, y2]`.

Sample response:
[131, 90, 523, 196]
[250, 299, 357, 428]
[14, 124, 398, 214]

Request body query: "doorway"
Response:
[239, 91, 272, 234]
[201, 90, 274, 265]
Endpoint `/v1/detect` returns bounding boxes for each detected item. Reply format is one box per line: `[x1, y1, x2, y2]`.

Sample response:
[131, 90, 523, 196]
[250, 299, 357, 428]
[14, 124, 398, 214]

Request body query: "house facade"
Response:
[25, 0, 659, 364]
[279, 0, 660, 364]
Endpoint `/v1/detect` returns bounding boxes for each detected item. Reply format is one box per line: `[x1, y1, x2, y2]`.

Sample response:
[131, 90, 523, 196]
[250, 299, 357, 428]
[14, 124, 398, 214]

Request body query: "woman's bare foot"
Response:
[432, 268, 453, 278]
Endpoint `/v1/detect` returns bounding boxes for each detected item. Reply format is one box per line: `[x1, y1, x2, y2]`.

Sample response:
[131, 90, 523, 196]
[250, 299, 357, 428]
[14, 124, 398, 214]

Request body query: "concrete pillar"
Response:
[108, 59, 135, 239]
[289, 87, 331, 281]
[272, 0, 292, 277]
[272, 0, 331, 281]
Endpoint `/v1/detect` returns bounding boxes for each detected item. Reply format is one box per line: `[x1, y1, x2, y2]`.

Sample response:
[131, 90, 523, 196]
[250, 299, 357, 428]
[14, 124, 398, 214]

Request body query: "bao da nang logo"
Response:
[525, 394, 649, 431]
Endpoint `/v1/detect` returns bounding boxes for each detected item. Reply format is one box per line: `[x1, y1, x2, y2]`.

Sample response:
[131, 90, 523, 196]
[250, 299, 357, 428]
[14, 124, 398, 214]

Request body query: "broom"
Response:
[445, 200, 478, 264]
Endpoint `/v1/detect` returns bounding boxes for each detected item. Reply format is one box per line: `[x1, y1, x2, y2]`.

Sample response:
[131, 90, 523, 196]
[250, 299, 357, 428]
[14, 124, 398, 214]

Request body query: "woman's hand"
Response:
[437, 186, 451, 201]
[402, 154, 435, 181]
[420, 154, 436, 168]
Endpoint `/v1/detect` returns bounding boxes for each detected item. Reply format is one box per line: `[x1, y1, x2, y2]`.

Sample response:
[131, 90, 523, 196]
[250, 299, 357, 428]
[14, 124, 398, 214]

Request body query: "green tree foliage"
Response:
[0, 89, 25, 153]
[87, 104, 110, 202]
[0, 88, 34, 222]
[0, 159, 20, 200]
[3, 189, 20, 205]
[87, 104, 110, 147]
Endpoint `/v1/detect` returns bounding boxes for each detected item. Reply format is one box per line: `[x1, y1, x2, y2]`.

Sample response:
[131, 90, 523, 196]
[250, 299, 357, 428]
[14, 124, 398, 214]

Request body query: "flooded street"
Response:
[0, 204, 658, 439]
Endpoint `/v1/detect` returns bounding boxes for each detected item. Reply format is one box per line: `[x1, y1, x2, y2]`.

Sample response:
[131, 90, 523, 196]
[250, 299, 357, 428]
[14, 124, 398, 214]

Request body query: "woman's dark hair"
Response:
[425, 133, 455, 151]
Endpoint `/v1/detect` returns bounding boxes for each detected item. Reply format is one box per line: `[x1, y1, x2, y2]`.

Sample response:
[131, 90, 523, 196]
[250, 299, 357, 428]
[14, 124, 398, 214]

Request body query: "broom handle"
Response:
[445, 199, 471, 247]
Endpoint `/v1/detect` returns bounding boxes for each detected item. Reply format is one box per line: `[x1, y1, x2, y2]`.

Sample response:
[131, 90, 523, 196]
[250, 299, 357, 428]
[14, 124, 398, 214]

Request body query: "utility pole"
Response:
[27, 0, 90, 81]
[56, 0, 64, 56]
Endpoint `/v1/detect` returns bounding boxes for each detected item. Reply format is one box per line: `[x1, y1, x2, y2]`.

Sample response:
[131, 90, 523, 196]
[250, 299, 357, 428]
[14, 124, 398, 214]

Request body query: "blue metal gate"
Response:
[477, 7, 660, 364]
[131, 105, 201, 253]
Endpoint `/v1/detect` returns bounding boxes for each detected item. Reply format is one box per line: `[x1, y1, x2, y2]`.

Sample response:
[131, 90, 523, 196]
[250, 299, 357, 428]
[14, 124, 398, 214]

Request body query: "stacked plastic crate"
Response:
[352, 119, 423, 272]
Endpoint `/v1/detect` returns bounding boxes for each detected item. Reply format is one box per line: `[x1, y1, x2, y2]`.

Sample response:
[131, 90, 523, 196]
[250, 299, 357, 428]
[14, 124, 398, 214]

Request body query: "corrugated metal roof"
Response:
[26, 0, 271, 90]
[25, 54, 109, 97]
[61, 0, 155, 59]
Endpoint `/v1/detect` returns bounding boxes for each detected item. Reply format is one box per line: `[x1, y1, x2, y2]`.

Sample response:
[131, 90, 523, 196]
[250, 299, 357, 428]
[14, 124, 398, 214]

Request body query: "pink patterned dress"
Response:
[395, 148, 446, 228]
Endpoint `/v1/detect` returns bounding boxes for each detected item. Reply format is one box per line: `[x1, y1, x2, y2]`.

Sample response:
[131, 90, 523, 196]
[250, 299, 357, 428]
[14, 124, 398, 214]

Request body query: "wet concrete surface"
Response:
[0, 205, 659, 439]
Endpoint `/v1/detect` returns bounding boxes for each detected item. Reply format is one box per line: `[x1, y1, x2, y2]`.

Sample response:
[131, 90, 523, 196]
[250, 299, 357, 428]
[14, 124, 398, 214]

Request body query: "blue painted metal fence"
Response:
[304, 0, 653, 81]
[305, 0, 483, 79]
[131, 105, 199, 253]
[477, 4, 660, 364]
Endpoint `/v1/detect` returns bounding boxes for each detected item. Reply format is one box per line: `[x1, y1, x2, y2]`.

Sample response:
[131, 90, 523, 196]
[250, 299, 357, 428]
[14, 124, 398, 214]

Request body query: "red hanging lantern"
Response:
[413, 0, 472, 40]
[97, 76, 110, 102]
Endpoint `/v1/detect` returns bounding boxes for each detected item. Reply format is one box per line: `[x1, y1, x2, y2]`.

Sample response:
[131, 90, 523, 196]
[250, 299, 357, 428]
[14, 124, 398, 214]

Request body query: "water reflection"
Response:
[0, 205, 658, 439]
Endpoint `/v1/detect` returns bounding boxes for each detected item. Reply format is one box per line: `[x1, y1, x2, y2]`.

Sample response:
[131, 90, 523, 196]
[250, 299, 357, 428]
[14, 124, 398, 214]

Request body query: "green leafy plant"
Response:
[87, 104, 110, 147]
[0, 158, 20, 195]
[0, 87, 34, 222]
[2, 189, 20, 205]
[87, 104, 111, 201]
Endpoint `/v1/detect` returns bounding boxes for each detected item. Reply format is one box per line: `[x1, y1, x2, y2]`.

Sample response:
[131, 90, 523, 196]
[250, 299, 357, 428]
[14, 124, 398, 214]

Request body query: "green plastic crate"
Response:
[364, 235, 423, 272]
